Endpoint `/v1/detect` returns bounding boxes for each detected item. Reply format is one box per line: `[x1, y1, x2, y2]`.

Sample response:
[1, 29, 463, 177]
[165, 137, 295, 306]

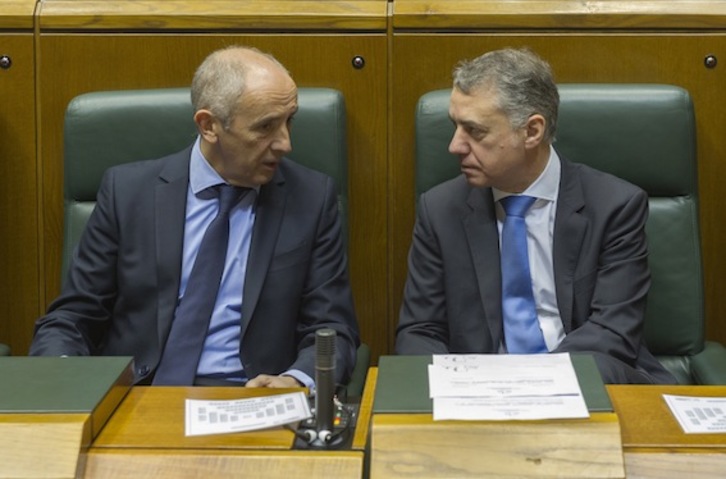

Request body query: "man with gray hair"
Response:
[396, 47, 675, 384]
[30, 46, 360, 389]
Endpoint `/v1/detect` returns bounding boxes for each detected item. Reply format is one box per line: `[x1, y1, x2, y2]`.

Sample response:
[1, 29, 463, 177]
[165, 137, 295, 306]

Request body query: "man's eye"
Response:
[466, 126, 484, 138]
[255, 122, 276, 134]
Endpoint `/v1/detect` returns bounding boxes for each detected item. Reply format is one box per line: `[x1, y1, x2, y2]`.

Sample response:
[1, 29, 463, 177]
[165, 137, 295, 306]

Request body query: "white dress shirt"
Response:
[493, 146, 566, 351]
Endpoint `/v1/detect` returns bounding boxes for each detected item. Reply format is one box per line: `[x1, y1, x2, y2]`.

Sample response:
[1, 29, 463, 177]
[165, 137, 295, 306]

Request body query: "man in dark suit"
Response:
[30, 46, 360, 389]
[395, 47, 675, 384]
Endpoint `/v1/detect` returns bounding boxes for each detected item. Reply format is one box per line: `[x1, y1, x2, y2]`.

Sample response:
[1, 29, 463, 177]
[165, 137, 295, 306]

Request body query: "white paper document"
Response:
[430, 353, 583, 397]
[663, 394, 726, 434]
[433, 395, 590, 421]
[185, 391, 312, 437]
[428, 353, 589, 421]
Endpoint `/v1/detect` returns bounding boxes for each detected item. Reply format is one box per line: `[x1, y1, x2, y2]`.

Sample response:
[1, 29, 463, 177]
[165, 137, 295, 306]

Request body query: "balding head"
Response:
[191, 46, 293, 129]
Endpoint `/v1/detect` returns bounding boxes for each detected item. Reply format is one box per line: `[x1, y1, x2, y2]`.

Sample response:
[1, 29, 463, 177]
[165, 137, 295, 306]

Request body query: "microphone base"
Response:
[295, 428, 349, 450]
[292, 402, 358, 450]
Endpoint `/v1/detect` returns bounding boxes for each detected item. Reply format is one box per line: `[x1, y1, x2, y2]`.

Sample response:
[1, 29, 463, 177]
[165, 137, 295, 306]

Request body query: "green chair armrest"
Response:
[342, 343, 370, 399]
[0, 343, 10, 356]
[691, 341, 726, 385]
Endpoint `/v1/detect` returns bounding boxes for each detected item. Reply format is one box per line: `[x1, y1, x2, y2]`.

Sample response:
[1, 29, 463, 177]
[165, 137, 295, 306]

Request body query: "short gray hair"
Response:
[190, 45, 288, 129]
[452, 47, 559, 142]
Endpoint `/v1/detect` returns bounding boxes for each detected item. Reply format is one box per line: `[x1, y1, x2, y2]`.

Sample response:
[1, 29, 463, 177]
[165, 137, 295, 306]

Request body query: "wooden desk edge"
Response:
[607, 384, 726, 450]
[392, 0, 726, 29]
[37, 0, 389, 31]
[351, 366, 376, 449]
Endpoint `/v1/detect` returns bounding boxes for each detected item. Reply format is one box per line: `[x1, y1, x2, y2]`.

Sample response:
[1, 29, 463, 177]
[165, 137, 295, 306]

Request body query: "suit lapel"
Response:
[464, 187, 503, 351]
[553, 158, 587, 333]
[155, 151, 190, 344]
[240, 168, 286, 338]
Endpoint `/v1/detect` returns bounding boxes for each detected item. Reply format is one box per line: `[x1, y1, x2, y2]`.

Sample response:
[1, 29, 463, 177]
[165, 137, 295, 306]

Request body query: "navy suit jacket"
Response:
[396, 156, 673, 383]
[30, 147, 360, 385]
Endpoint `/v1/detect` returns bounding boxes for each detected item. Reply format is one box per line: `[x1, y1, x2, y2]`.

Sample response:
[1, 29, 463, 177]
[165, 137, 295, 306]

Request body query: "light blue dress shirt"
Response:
[181, 137, 312, 388]
[182, 138, 255, 380]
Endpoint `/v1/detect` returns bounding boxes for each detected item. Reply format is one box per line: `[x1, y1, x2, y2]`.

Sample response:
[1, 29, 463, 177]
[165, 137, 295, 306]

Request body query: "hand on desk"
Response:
[246, 374, 303, 388]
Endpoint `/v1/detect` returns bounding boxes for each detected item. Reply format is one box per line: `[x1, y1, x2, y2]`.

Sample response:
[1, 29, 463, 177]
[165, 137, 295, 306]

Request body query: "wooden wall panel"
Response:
[0, 2, 39, 355]
[36, 33, 389, 362]
[390, 34, 726, 351]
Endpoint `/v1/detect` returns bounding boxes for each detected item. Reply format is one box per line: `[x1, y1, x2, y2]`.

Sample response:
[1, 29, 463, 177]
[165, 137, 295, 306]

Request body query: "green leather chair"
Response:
[63, 87, 369, 396]
[415, 84, 726, 385]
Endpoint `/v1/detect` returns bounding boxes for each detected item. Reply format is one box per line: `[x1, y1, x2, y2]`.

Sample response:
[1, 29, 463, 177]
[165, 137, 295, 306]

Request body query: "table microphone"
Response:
[288, 328, 352, 449]
[314, 328, 336, 443]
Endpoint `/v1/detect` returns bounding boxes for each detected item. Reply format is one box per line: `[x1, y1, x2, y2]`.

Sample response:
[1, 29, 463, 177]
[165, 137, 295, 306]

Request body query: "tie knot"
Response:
[500, 195, 536, 218]
[216, 184, 247, 215]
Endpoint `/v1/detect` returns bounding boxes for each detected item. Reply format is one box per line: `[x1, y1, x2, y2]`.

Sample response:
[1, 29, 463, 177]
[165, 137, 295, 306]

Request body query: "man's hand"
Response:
[246, 374, 303, 388]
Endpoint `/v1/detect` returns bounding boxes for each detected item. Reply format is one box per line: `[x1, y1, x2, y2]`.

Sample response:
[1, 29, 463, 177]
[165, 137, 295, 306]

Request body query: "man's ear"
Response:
[523, 114, 546, 149]
[194, 109, 219, 144]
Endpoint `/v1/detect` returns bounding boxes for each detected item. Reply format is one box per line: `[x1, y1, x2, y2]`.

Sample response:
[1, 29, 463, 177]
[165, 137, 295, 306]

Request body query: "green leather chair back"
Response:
[63, 87, 348, 280]
[415, 84, 707, 384]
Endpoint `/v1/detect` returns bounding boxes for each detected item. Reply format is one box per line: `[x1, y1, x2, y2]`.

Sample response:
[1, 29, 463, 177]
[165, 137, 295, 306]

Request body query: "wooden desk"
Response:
[81, 382, 374, 478]
[608, 384, 726, 479]
[370, 366, 726, 478]
[0, 357, 133, 479]
[370, 366, 624, 478]
[0, 414, 91, 479]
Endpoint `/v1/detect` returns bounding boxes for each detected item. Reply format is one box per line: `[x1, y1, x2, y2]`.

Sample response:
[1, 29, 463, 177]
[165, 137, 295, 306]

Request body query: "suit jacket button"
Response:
[138, 365, 150, 376]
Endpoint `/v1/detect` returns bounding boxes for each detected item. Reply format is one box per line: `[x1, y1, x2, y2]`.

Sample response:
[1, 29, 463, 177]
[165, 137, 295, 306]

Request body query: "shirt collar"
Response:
[493, 145, 561, 203]
[189, 136, 261, 196]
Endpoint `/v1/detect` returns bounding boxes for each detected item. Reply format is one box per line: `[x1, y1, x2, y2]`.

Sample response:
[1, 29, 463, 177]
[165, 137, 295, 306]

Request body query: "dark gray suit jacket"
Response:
[396, 156, 673, 383]
[30, 147, 360, 385]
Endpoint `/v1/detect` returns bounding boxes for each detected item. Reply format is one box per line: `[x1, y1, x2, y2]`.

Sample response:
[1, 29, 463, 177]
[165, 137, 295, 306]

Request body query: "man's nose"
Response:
[448, 127, 468, 156]
[273, 125, 293, 154]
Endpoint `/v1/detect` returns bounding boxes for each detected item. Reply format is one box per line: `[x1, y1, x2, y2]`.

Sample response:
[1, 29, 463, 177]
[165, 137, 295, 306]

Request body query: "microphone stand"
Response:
[292, 328, 351, 449]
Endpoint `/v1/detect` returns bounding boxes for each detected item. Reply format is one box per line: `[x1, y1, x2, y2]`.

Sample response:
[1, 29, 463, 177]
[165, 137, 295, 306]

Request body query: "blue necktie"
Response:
[500, 195, 548, 354]
[153, 185, 247, 385]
